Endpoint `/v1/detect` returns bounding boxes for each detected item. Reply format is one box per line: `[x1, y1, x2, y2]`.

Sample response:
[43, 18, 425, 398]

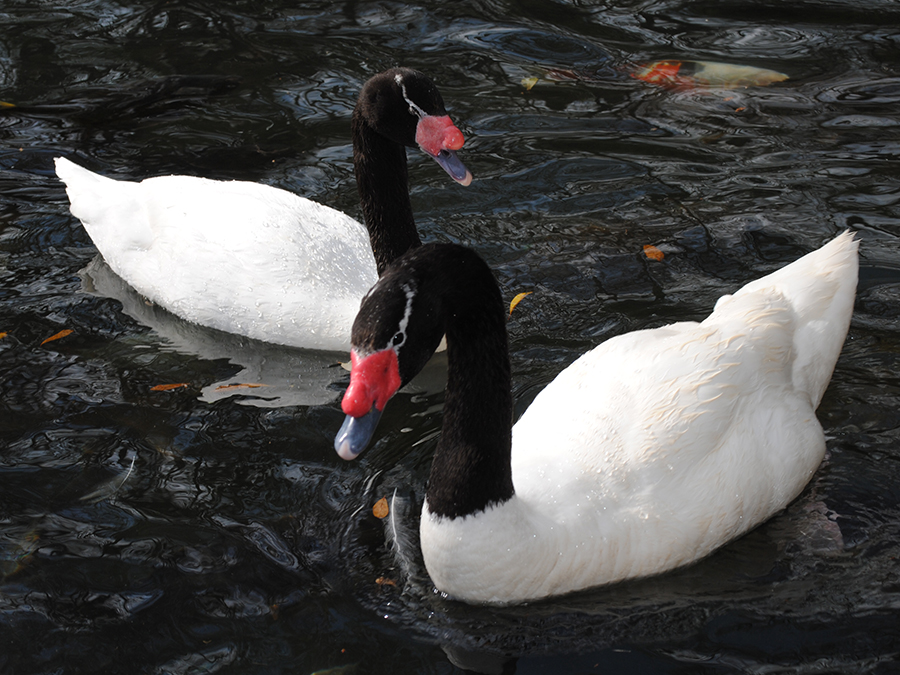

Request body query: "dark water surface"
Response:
[2, 1, 900, 673]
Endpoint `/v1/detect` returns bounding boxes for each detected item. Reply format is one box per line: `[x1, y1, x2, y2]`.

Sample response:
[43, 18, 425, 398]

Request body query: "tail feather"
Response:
[733, 231, 859, 406]
[54, 157, 154, 252]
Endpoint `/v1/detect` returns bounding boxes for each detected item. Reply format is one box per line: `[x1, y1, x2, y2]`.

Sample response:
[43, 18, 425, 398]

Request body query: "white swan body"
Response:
[337, 233, 858, 604]
[56, 69, 471, 352]
[56, 159, 374, 351]
[422, 233, 858, 603]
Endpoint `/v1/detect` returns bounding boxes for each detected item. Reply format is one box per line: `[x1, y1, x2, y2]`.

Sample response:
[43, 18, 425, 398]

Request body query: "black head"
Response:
[355, 68, 450, 148]
[351, 244, 449, 386]
[335, 244, 501, 460]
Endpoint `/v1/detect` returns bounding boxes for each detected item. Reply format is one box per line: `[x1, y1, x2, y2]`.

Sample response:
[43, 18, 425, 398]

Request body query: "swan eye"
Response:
[392, 332, 404, 347]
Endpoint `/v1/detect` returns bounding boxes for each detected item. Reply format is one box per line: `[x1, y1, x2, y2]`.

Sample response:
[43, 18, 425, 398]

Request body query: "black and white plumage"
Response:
[336, 235, 858, 604]
[55, 68, 471, 351]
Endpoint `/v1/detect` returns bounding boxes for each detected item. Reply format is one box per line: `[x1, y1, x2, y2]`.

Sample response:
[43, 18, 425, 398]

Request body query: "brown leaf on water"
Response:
[509, 291, 533, 316]
[214, 383, 268, 391]
[643, 245, 665, 261]
[41, 329, 73, 345]
[150, 383, 189, 392]
[375, 577, 397, 587]
[372, 496, 389, 519]
[544, 68, 580, 81]
[0, 332, 7, 340]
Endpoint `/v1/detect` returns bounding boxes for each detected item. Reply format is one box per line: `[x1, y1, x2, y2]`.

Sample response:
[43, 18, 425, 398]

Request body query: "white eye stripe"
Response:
[392, 280, 416, 350]
[395, 73, 427, 119]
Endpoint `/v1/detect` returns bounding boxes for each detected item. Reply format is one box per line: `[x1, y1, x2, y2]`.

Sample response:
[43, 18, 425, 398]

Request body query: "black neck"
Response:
[426, 270, 515, 519]
[352, 111, 422, 276]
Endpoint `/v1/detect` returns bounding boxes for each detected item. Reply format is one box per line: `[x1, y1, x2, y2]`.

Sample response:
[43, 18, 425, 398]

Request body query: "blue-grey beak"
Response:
[430, 149, 472, 186]
[334, 405, 384, 460]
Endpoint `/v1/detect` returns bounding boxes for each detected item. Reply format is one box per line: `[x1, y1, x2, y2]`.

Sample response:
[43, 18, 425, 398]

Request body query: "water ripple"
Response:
[1, 1, 900, 673]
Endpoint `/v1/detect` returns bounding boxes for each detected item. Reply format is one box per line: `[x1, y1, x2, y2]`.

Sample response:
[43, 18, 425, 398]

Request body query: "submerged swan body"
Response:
[335, 233, 858, 604]
[56, 68, 471, 352]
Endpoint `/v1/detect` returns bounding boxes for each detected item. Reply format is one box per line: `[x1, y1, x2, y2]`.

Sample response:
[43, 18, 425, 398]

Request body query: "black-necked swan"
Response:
[54, 68, 471, 352]
[333, 234, 859, 604]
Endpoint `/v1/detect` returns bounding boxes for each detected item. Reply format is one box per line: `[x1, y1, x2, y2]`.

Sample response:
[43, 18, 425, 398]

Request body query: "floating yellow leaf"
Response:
[375, 576, 397, 587]
[0, 101, 15, 109]
[509, 291, 533, 316]
[372, 496, 389, 519]
[41, 329, 73, 345]
[643, 245, 665, 261]
[521, 77, 539, 91]
[0, 332, 7, 340]
[214, 383, 268, 391]
[150, 383, 189, 392]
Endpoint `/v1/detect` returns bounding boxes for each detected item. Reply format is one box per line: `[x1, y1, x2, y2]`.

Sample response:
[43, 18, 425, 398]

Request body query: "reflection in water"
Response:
[80, 255, 348, 408]
[79, 256, 450, 408]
